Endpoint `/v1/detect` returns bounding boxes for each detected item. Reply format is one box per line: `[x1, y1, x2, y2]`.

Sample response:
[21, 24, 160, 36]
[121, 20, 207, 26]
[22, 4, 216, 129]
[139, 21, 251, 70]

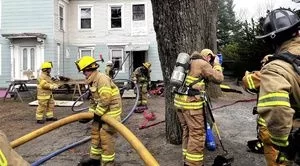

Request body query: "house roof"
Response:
[1, 33, 47, 39]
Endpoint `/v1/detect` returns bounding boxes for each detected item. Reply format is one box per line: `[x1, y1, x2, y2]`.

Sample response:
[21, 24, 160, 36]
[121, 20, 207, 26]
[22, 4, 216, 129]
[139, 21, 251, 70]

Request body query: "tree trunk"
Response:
[151, 0, 219, 144]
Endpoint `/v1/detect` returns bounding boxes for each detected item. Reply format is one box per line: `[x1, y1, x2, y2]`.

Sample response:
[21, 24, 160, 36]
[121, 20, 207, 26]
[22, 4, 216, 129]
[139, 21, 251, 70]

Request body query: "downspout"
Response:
[9, 42, 14, 81]
[62, 29, 65, 75]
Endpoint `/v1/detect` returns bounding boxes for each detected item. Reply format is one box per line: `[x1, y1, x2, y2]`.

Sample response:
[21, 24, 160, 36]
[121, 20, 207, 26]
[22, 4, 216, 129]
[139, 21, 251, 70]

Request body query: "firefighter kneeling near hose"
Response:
[75, 56, 122, 166]
[255, 9, 300, 165]
[172, 49, 224, 166]
[36, 61, 59, 124]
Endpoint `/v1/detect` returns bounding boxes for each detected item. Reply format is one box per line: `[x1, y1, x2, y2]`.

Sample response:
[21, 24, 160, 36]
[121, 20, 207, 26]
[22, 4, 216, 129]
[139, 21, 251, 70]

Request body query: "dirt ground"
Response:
[0, 77, 266, 166]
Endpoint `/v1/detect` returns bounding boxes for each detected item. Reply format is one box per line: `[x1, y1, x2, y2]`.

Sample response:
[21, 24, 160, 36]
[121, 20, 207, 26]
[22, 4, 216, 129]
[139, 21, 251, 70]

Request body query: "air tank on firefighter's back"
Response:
[170, 53, 190, 88]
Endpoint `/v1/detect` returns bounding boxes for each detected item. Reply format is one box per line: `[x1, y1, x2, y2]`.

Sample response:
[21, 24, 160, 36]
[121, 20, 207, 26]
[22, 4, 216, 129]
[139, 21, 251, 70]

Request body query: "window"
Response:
[79, 47, 94, 58]
[59, 6, 64, 30]
[110, 6, 122, 28]
[23, 49, 28, 70]
[79, 5, 93, 30]
[30, 48, 35, 70]
[110, 49, 124, 71]
[132, 4, 145, 21]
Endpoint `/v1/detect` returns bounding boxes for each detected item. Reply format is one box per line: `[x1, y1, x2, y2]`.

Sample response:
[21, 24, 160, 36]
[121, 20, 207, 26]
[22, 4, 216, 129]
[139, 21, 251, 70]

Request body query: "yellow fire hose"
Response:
[10, 112, 159, 166]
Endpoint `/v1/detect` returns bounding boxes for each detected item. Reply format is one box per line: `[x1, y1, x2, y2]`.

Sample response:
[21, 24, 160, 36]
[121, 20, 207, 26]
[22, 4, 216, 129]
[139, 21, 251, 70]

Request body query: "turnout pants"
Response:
[259, 125, 287, 166]
[176, 109, 205, 166]
[36, 96, 55, 120]
[137, 82, 148, 106]
[90, 116, 120, 166]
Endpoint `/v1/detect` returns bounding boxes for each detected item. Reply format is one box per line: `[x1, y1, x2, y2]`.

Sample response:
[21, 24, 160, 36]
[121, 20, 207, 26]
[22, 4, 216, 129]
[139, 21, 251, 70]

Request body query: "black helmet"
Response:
[256, 9, 300, 40]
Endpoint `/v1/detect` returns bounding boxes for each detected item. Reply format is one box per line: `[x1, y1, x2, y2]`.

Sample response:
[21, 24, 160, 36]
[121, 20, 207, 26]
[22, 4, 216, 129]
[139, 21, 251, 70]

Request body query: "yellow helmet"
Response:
[200, 49, 215, 57]
[75, 56, 99, 72]
[143, 62, 151, 69]
[41, 61, 53, 70]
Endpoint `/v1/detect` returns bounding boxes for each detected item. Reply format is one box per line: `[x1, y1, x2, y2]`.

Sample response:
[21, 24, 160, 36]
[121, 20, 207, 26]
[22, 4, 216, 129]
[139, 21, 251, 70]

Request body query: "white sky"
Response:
[233, 0, 300, 21]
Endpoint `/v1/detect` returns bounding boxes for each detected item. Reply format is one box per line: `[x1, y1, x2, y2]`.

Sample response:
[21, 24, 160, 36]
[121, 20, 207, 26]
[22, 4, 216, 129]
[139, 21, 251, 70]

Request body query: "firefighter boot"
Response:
[36, 120, 45, 124]
[101, 161, 115, 166]
[46, 117, 58, 121]
[247, 139, 264, 154]
[77, 158, 100, 166]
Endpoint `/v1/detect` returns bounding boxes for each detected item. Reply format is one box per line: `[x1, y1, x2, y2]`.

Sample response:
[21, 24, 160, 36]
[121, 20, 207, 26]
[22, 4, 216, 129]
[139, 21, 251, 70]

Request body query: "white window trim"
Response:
[78, 4, 94, 31]
[110, 48, 125, 73]
[108, 3, 124, 30]
[58, 3, 65, 31]
[79, 47, 95, 58]
[131, 2, 148, 36]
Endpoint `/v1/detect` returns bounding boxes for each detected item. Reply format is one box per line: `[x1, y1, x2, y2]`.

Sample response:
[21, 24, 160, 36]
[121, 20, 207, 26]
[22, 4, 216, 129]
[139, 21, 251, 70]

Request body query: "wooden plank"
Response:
[28, 100, 83, 107]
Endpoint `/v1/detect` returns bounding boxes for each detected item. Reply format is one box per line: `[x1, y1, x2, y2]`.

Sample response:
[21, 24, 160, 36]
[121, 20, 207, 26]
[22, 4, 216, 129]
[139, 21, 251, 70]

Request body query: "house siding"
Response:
[0, 0, 56, 87]
[66, 0, 162, 81]
[0, 0, 162, 88]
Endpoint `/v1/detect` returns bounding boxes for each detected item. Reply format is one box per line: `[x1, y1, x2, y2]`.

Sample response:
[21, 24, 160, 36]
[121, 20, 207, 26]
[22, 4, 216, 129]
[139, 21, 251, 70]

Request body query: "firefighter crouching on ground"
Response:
[75, 56, 122, 166]
[36, 61, 59, 124]
[131, 62, 151, 113]
[242, 54, 273, 154]
[255, 9, 300, 165]
[173, 49, 223, 166]
[0, 130, 30, 166]
[105, 61, 115, 79]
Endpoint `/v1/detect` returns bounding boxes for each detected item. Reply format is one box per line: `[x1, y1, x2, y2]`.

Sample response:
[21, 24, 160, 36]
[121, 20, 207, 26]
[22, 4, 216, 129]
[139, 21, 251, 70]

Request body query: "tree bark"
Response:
[151, 0, 219, 144]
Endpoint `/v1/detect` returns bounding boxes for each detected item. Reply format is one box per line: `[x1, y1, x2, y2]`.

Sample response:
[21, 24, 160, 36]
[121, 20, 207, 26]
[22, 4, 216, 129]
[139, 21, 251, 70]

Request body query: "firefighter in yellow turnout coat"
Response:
[256, 9, 300, 165]
[0, 130, 30, 166]
[36, 62, 58, 124]
[174, 49, 223, 166]
[76, 56, 122, 166]
[242, 54, 272, 154]
[131, 62, 151, 113]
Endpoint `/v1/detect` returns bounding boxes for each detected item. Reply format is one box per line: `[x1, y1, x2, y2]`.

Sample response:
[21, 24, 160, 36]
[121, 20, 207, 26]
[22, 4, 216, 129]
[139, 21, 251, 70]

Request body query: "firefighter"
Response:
[0, 130, 30, 166]
[242, 54, 273, 154]
[174, 49, 223, 166]
[255, 9, 300, 165]
[105, 60, 115, 79]
[36, 61, 58, 124]
[131, 62, 151, 113]
[75, 56, 122, 166]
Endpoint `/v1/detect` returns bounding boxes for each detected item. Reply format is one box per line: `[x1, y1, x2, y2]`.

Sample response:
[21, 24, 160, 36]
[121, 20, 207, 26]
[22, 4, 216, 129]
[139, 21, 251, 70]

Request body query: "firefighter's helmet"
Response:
[41, 61, 53, 70]
[143, 62, 151, 69]
[256, 9, 300, 39]
[200, 49, 215, 57]
[106, 60, 113, 66]
[75, 56, 99, 72]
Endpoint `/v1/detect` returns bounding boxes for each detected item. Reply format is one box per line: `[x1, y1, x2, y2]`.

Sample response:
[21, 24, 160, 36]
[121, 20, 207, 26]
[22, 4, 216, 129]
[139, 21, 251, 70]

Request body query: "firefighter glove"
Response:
[50, 84, 59, 90]
[79, 118, 92, 124]
[93, 113, 103, 124]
